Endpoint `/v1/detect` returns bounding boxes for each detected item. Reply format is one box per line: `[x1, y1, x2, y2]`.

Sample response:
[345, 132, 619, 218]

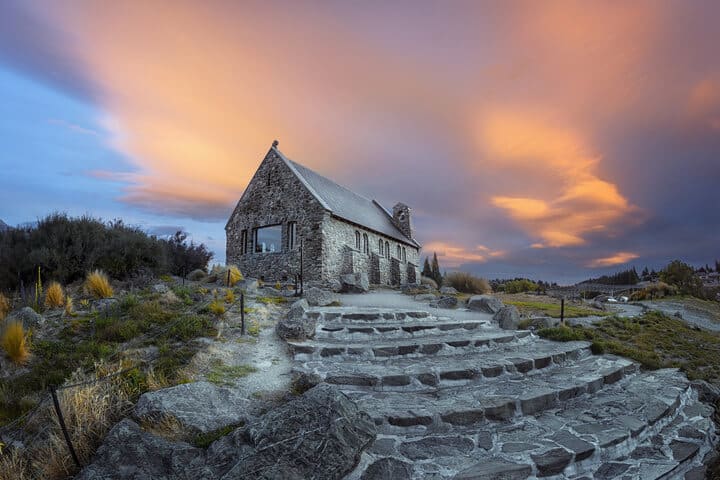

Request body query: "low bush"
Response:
[503, 279, 538, 294]
[629, 281, 678, 300]
[44, 281, 65, 308]
[211, 265, 243, 287]
[444, 272, 491, 294]
[85, 270, 114, 299]
[420, 276, 438, 289]
[0, 292, 9, 320]
[1, 321, 29, 364]
[209, 300, 226, 316]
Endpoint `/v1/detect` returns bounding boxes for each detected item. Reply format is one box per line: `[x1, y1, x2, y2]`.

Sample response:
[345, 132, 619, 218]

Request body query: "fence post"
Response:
[240, 292, 245, 335]
[560, 298, 565, 326]
[226, 269, 231, 287]
[50, 386, 82, 469]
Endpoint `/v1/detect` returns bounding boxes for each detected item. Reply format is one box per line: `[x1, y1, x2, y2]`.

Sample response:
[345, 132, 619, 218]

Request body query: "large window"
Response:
[287, 222, 297, 250]
[402, 247, 407, 262]
[355, 230, 361, 250]
[363, 233, 369, 254]
[254, 225, 282, 253]
[385, 241, 390, 259]
[379, 239, 384, 256]
[396, 245, 401, 259]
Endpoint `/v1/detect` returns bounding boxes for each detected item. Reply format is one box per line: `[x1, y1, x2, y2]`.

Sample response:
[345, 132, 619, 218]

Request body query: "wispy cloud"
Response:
[48, 118, 99, 136]
[587, 252, 639, 268]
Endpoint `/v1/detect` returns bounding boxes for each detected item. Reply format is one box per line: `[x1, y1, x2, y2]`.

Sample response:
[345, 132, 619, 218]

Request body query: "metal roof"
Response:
[274, 146, 419, 247]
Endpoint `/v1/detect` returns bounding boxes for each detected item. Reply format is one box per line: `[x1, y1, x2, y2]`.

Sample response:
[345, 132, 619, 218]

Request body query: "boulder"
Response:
[440, 286, 458, 295]
[340, 272, 369, 293]
[494, 305, 521, 330]
[435, 296, 458, 309]
[467, 295, 504, 314]
[240, 278, 259, 292]
[152, 283, 169, 294]
[187, 269, 207, 281]
[90, 298, 119, 313]
[524, 317, 560, 329]
[291, 371, 322, 394]
[218, 384, 376, 479]
[304, 287, 339, 307]
[277, 299, 316, 340]
[7, 307, 44, 329]
[329, 278, 343, 293]
[75, 419, 209, 480]
[134, 381, 252, 435]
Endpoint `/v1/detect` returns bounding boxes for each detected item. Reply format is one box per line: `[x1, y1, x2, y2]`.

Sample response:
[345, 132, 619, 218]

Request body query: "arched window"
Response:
[385, 241, 390, 259]
[363, 233, 369, 254]
[379, 239, 384, 256]
[402, 247, 406, 262]
[355, 231, 361, 250]
[396, 245, 401, 259]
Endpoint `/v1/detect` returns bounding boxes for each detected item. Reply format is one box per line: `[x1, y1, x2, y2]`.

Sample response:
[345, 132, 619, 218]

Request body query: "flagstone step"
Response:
[344, 355, 637, 428]
[307, 307, 434, 323]
[288, 330, 533, 361]
[314, 318, 492, 340]
[295, 341, 591, 390]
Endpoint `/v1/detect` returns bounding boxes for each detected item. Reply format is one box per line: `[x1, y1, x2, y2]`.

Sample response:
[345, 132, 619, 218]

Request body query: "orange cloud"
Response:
[481, 112, 636, 247]
[587, 252, 639, 268]
[422, 241, 504, 268]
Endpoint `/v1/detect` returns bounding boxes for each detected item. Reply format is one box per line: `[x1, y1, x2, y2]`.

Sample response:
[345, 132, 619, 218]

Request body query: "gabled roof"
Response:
[274, 146, 420, 248]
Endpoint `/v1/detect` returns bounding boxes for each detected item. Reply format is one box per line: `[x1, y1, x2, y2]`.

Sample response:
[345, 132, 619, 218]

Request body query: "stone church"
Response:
[226, 141, 421, 286]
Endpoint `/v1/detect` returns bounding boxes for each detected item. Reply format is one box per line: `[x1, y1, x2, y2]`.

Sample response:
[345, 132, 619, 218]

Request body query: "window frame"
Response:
[240, 229, 248, 255]
[253, 224, 283, 254]
[287, 221, 297, 250]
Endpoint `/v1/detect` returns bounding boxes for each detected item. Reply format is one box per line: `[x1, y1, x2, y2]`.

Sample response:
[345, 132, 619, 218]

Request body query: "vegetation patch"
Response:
[206, 360, 257, 386]
[257, 296, 287, 305]
[192, 422, 243, 448]
[505, 299, 609, 318]
[539, 312, 720, 385]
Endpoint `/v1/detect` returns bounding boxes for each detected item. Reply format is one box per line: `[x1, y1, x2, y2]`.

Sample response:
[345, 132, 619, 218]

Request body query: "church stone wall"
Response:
[225, 149, 326, 282]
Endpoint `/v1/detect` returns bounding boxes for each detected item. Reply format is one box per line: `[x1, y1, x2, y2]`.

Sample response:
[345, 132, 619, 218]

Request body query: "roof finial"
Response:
[272, 139, 279, 148]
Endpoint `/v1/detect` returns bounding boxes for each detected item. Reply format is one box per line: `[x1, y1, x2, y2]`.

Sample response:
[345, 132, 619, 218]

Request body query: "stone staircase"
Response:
[289, 306, 718, 479]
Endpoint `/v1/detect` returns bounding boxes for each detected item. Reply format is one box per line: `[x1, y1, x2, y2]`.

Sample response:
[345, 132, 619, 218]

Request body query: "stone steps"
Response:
[295, 341, 591, 390]
[284, 302, 717, 479]
[315, 318, 491, 340]
[344, 355, 637, 428]
[287, 330, 533, 361]
[349, 370, 715, 479]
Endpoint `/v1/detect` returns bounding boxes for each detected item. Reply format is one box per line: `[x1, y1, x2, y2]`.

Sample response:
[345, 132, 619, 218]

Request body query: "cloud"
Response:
[48, 118, 99, 136]
[422, 241, 505, 268]
[480, 113, 637, 247]
[587, 252, 640, 268]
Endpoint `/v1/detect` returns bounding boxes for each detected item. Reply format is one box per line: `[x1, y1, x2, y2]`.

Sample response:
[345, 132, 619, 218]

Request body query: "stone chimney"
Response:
[392, 203, 413, 239]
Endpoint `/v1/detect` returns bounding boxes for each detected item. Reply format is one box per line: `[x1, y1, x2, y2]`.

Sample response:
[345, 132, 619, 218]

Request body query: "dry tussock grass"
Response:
[444, 272, 491, 294]
[1, 321, 29, 364]
[1, 362, 133, 479]
[44, 282, 65, 308]
[85, 270, 114, 299]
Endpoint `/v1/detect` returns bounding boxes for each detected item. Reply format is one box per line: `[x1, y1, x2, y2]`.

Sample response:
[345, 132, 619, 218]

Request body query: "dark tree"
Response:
[431, 252, 442, 286]
[659, 260, 703, 296]
[421, 256, 432, 278]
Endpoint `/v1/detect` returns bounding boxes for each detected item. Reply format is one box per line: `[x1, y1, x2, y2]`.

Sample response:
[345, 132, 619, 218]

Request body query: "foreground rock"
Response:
[277, 299, 317, 340]
[134, 381, 252, 434]
[79, 385, 376, 480]
[340, 272, 370, 293]
[304, 286, 339, 307]
[219, 384, 376, 479]
[467, 294, 504, 314]
[6, 307, 44, 329]
[493, 305, 520, 330]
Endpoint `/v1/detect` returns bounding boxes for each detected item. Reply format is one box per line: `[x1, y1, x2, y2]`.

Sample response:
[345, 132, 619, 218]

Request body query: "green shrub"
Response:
[444, 272, 491, 294]
[504, 279, 538, 294]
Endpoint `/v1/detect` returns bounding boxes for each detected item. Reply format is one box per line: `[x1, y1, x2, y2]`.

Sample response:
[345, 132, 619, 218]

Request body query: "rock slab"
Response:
[467, 295, 504, 314]
[340, 272, 370, 293]
[494, 305, 521, 330]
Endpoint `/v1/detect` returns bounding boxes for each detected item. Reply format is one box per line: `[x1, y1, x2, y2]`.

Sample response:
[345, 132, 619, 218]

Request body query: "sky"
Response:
[0, 0, 719, 284]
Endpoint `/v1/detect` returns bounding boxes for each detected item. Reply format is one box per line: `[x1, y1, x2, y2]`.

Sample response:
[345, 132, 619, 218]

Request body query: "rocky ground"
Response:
[6, 279, 718, 479]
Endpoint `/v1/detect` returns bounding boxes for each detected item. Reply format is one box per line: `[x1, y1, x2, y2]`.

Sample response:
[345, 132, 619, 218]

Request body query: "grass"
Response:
[538, 312, 720, 385]
[85, 270, 114, 299]
[246, 320, 260, 336]
[44, 282, 65, 308]
[192, 423, 243, 448]
[206, 360, 257, 386]
[224, 289, 235, 304]
[209, 300, 226, 316]
[1, 321, 29, 364]
[257, 296, 287, 305]
[505, 300, 610, 318]
[64, 296, 74, 316]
